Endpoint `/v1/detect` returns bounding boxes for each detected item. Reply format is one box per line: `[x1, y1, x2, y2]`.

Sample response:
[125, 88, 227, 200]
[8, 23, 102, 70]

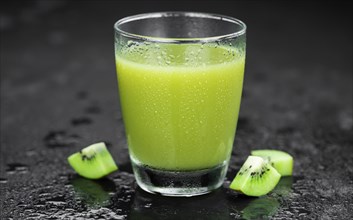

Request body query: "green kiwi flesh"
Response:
[230, 156, 281, 197]
[68, 142, 118, 179]
[251, 149, 293, 176]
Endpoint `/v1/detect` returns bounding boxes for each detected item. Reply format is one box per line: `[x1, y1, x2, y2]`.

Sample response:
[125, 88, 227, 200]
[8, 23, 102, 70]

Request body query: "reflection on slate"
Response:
[238, 177, 293, 219]
[129, 177, 293, 219]
[271, 176, 293, 197]
[241, 198, 279, 220]
[71, 176, 116, 208]
[130, 187, 231, 220]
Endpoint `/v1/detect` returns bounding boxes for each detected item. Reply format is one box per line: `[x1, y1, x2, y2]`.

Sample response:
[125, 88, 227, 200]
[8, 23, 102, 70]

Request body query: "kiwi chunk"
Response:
[251, 149, 293, 176]
[68, 142, 118, 179]
[230, 156, 281, 197]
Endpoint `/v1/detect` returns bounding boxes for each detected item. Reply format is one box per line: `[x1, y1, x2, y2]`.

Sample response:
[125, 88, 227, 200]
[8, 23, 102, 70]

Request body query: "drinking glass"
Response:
[114, 12, 246, 197]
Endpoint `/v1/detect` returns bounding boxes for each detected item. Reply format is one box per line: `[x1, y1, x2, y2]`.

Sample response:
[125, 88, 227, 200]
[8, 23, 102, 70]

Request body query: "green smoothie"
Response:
[116, 44, 245, 171]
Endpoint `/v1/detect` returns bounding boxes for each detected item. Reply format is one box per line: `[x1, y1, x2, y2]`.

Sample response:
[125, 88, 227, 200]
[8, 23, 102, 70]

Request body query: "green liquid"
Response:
[116, 44, 245, 170]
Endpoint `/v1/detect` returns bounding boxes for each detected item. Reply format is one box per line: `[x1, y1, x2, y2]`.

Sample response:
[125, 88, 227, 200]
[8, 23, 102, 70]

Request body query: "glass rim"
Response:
[114, 11, 246, 43]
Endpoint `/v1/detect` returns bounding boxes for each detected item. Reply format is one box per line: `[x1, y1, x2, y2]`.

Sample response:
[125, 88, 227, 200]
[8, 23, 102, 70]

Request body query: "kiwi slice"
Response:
[230, 156, 281, 197]
[251, 149, 293, 176]
[68, 142, 118, 179]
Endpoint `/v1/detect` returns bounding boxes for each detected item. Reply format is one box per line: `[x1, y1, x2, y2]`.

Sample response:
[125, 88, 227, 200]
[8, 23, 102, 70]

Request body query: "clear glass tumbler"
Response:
[114, 12, 246, 197]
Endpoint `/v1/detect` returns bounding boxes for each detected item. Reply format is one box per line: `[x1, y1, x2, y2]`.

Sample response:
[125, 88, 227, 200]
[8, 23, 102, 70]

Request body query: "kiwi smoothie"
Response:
[116, 44, 245, 171]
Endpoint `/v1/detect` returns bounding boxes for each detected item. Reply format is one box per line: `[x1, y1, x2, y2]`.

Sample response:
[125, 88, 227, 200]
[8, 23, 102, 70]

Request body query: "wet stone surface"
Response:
[1, 1, 352, 219]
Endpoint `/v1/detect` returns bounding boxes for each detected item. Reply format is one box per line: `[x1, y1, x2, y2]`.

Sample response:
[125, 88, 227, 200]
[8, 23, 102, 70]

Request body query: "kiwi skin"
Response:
[230, 156, 281, 197]
[251, 149, 293, 176]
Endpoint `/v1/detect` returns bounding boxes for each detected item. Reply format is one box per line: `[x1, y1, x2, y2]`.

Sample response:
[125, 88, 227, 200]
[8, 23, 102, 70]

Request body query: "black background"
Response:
[1, 0, 352, 219]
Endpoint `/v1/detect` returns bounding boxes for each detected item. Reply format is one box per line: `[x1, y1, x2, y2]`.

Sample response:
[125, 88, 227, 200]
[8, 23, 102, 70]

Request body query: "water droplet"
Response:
[46, 201, 66, 206]
[76, 91, 88, 100]
[144, 203, 152, 208]
[25, 150, 36, 157]
[39, 192, 51, 198]
[127, 40, 134, 47]
[6, 163, 29, 174]
[0, 178, 7, 183]
[43, 131, 80, 148]
[34, 204, 45, 209]
[85, 105, 102, 114]
[71, 117, 92, 126]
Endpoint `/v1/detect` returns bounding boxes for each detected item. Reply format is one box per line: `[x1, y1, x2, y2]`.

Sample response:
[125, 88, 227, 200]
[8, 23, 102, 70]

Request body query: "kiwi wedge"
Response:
[68, 142, 118, 179]
[230, 156, 281, 197]
[251, 149, 293, 176]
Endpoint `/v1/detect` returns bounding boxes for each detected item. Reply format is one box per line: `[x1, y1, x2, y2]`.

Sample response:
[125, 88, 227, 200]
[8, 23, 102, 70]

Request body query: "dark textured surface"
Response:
[1, 1, 352, 219]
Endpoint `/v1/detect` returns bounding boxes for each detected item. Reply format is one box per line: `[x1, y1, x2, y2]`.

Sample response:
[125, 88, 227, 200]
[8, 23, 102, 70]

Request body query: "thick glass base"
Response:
[131, 157, 228, 197]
